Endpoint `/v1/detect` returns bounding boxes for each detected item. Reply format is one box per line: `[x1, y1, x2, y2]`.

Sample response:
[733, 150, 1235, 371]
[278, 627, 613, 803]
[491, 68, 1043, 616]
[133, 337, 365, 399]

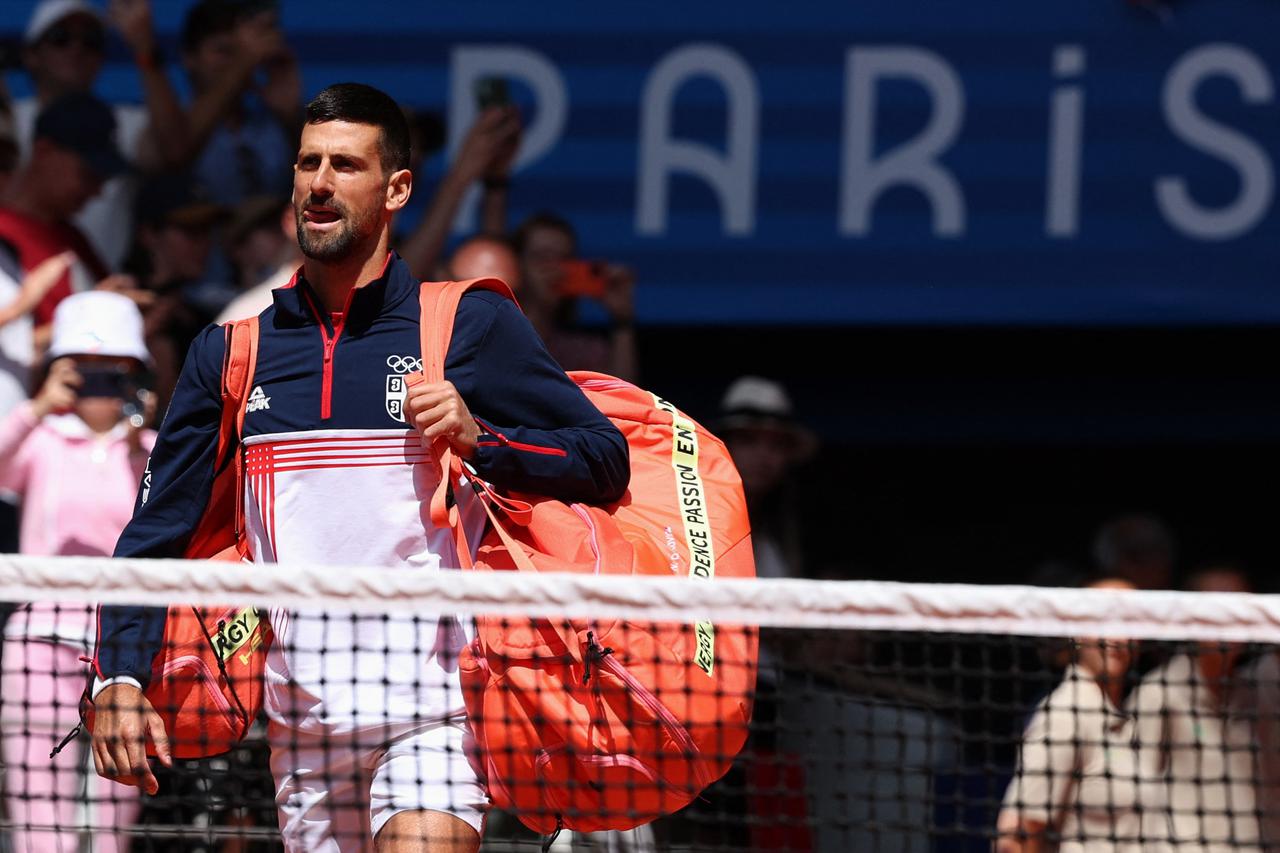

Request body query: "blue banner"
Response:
[10, 0, 1280, 325]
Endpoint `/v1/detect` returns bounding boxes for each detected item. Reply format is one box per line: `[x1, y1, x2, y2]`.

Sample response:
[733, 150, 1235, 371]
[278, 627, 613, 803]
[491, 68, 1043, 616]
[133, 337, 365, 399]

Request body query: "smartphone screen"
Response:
[76, 366, 130, 400]
[475, 77, 511, 111]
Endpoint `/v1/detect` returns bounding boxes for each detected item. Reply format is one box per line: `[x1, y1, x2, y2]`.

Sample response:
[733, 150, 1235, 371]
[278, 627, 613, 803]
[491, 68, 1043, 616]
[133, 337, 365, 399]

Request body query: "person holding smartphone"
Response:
[0, 289, 155, 853]
[397, 77, 521, 280]
[513, 211, 639, 382]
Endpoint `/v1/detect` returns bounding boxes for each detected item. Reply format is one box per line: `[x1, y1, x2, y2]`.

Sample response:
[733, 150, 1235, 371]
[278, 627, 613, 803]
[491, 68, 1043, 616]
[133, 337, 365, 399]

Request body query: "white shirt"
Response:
[243, 428, 486, 734]
[0, 256, 31, 423]
[1235, 652, 1280, 850]
[1002, 664, 1143, 853]
[215, 261, 297, 324]
[1128, 653, 1263, 852]
[13, 97, 150, 270]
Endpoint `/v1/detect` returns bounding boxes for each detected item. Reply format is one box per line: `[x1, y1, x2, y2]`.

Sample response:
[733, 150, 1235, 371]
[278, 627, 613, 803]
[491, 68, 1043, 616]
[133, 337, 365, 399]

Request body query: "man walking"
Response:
[91, 83, 629, 853]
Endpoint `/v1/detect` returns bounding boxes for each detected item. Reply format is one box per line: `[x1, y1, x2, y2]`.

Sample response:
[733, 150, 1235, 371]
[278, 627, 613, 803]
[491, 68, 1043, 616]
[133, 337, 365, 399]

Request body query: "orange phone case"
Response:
[559, 260, 607, 298]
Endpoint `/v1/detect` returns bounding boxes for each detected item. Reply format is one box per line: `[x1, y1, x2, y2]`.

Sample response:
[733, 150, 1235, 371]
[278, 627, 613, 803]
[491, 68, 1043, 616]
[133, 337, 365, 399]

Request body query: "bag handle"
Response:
[416, 280, 580, 661]
[221, 317, 259, 558]
[417, 279, 517, 531]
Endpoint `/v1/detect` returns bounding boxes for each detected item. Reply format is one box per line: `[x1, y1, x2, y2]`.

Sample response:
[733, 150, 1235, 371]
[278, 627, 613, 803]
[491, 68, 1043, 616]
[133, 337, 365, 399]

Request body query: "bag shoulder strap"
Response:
[418, 277, 517, 384]
[417, 278, 515, 531]
[415, 281, 579, 658]
[219, 317, 259, 554]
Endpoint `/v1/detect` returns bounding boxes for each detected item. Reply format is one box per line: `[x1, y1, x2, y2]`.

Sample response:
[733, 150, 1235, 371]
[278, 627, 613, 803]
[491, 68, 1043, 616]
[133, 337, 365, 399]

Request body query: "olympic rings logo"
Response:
[386, 355, 423, 374]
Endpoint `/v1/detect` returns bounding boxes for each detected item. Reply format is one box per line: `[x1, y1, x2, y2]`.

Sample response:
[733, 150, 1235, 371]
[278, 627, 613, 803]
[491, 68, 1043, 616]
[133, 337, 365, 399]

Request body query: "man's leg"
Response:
[269, 722, 373, 853]
[369, 718, 487, 853]
[376, 810, 479, 853]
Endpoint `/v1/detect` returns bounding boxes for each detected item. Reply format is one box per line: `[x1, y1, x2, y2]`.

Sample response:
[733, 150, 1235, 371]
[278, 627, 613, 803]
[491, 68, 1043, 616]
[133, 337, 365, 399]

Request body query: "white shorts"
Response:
[270, 716, 488, 852]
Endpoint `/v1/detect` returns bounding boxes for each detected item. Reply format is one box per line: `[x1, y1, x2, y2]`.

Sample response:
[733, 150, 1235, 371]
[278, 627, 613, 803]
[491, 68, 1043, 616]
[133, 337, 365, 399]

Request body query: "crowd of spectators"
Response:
[0, 0, 640, 545]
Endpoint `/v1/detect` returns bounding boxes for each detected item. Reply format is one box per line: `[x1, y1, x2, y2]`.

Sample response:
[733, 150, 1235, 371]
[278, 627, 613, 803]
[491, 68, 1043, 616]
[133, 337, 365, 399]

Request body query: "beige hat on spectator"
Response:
[48, 291, 151, 364]
[24, 0, 103, 44]
[717, 375, 818, 460]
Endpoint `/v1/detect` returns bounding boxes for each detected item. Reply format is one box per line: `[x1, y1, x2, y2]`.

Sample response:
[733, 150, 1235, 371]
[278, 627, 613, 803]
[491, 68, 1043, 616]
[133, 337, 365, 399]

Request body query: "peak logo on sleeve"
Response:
[247, 386, 271, 413]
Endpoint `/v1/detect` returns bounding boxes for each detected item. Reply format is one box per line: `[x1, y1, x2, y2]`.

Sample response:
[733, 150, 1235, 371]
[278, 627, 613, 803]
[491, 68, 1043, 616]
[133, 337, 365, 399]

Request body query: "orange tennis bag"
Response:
[415, 279, 759, 834]
[86, 318, 271, 759]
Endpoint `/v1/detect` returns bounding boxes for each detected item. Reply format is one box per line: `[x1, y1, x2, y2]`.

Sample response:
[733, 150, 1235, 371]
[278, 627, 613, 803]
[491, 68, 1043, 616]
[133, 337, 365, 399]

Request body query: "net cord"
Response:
[1, 554, 1278, 641]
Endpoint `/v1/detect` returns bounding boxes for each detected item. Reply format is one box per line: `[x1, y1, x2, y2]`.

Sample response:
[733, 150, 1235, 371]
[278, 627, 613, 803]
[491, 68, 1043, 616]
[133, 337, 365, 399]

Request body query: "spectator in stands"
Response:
[180, 0, 300, 209]
[0, 252, 76, 552]
[718, 376, 817, 581]
[11, 0, 189, 269]
[1092, 512, 1177, 590]
[1128, 564, 1263, 851]
[131, 174, 228, 413]
[1236, 615, 1280, 850]
[513, 211, 639, 381]
[0, 290, 155, 853]
[397, 104, 520, 280]
[445, 234, 521, 288]
[0, 106, 19, 197]
[216, 194, 300, 322]
[997, 575, 1142, 853]
[0, 92, 129, 351]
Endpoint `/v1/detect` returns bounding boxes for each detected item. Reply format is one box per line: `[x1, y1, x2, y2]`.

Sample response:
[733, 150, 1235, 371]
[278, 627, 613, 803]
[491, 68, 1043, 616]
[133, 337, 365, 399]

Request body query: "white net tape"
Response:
[2, 553, 1278, 641]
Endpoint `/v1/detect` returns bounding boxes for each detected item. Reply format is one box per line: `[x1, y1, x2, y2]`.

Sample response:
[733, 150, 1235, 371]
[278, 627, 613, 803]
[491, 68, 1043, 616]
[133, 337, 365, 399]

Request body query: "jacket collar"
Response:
[270, 252, 418, 330]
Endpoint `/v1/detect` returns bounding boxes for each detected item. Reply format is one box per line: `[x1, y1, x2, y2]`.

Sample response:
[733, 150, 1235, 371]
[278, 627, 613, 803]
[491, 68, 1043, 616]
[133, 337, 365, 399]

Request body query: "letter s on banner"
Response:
[637, 43, 760, 237]
[1155, 44, 1275, 242]
[449, 46, 569, 234]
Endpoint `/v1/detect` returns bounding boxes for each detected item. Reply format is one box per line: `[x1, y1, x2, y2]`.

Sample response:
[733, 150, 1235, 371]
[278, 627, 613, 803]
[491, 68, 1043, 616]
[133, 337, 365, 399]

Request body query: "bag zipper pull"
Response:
[581, 631, 615, 686]
[540, 815, 564, 853]
[50, 722, 82, 759]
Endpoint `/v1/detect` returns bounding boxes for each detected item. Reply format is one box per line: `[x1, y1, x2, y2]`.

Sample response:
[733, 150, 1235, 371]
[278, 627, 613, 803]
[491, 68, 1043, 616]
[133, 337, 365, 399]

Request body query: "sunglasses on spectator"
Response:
[41, 24, 106, 52]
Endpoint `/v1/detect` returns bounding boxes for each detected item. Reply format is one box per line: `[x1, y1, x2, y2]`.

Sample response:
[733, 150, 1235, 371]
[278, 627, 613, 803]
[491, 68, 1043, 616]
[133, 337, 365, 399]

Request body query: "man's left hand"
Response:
[405, 379, 480, 459]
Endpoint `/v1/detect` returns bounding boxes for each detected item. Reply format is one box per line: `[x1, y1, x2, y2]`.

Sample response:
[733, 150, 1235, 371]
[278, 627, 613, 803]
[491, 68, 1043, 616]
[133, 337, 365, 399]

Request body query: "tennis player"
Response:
[91, 82, 629, 853]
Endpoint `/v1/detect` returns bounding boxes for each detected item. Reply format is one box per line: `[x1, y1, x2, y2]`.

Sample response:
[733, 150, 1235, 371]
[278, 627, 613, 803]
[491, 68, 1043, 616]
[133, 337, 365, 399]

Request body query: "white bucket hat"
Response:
[717, 375, 818, 460]
[24, 0, 103, 45]
[47, 291, 151, 364]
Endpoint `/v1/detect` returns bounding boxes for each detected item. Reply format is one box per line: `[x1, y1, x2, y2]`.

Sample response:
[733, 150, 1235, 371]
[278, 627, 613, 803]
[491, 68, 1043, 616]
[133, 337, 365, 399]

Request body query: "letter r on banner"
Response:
[840, 46, 967, 237]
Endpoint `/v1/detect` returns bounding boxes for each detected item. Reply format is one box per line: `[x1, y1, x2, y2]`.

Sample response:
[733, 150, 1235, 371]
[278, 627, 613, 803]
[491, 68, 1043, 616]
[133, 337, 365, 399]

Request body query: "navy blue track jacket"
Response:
[97, 254, 630, 685]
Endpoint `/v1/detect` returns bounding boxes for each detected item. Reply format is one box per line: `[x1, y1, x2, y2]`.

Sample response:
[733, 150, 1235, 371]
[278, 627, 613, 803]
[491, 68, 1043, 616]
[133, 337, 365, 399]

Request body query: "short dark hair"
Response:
[304, 83, 411, 174]
[181, 0, 240, 55]
[513, 211, 578, 255]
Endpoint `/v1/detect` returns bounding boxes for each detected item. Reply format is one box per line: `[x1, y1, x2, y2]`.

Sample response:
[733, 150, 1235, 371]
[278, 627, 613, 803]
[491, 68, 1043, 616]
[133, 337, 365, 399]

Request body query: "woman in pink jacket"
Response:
[0, 290, 156, 853]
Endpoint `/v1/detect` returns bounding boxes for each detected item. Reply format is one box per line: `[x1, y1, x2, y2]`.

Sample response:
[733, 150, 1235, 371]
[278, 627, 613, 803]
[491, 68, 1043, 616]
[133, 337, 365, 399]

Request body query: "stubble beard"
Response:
[295, 199, 372, 262]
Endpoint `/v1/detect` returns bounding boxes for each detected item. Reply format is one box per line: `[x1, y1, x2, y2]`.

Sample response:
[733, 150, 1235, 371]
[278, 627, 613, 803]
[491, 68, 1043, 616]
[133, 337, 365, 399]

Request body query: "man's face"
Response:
[25, 14, 105, 96]
[520, 224, 574, 301]
[725, 427, 796, 502]
[36, 141, 104, 219]
[293, 121, 391, 262]
[183, 31, 238, 92]
[147, 222, 214, 281]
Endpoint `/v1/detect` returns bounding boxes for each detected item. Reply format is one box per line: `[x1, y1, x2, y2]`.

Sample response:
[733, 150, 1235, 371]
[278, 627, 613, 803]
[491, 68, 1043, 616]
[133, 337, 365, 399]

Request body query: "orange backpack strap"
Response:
[219, 317, 259, 555]
[416, 279, 516, 536]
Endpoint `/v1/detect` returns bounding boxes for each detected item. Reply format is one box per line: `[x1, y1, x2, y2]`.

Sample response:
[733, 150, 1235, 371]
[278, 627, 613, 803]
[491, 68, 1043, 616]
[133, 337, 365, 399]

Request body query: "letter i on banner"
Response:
[654, 395, 716, 675]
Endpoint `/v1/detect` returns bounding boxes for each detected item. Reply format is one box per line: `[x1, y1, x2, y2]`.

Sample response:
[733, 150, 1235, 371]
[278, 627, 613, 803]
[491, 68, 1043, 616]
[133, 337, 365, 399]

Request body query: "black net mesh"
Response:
[1, 587, 1278, 851]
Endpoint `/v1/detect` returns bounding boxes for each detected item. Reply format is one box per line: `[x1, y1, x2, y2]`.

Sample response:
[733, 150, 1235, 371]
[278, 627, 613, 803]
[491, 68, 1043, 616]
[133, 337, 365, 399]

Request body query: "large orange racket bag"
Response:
[415, 279, 758, 834]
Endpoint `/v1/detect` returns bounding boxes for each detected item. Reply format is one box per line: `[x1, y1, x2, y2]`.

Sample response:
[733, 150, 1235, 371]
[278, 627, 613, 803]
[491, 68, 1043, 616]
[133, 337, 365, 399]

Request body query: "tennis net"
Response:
[0, 554, 1278, 851]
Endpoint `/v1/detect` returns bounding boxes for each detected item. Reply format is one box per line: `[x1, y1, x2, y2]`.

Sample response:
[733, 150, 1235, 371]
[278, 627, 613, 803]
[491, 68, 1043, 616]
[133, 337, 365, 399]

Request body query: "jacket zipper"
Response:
[301, 289, 353, 421]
